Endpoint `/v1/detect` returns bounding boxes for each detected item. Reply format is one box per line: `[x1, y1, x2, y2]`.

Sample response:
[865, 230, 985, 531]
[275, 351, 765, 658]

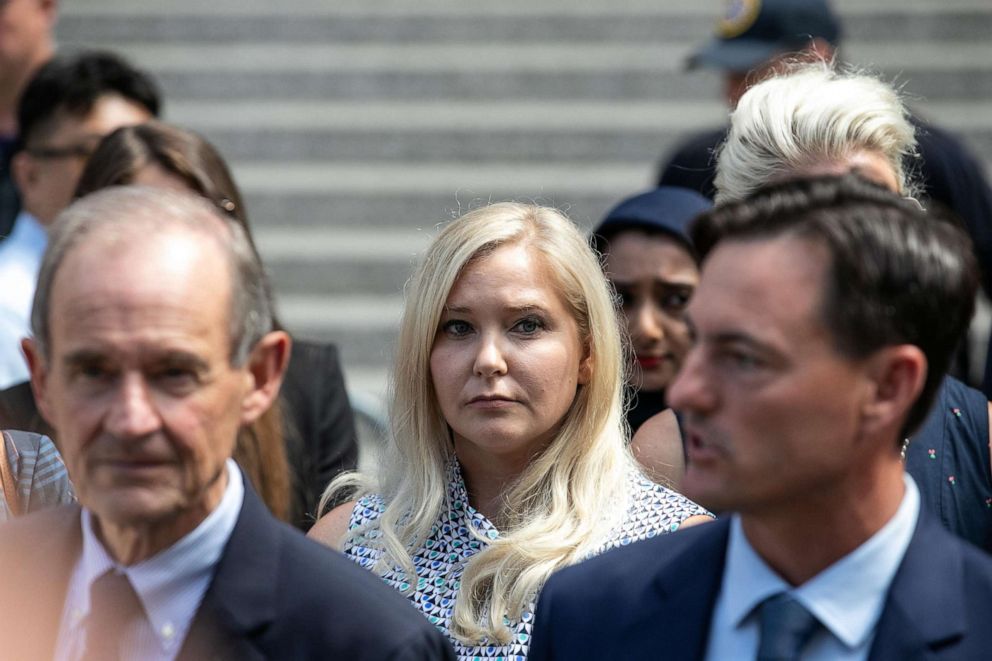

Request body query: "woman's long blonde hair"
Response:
[323, 202, 634, 644]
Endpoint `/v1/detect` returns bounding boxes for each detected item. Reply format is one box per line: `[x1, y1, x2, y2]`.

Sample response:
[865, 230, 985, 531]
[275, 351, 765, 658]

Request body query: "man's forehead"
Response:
[691, 236, 830, 335]
[47, 238, 233, 362]
[51, 228, 231, 318]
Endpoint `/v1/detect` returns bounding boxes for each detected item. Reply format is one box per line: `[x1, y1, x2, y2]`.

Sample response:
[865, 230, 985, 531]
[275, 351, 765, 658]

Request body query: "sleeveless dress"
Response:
[344, 461, 708, 660]
[904, 375, 992, 552]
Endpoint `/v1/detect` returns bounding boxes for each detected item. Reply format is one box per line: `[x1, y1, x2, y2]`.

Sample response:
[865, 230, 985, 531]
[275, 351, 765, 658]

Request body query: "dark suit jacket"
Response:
[281, 339, 358, 530]
[0, 481, 454, 661]
[529, 511, 992, 660]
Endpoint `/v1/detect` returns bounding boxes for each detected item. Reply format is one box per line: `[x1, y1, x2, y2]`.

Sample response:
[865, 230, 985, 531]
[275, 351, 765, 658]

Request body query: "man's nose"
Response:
[667, 347, 716, 414]
[106, 373, 161, 438]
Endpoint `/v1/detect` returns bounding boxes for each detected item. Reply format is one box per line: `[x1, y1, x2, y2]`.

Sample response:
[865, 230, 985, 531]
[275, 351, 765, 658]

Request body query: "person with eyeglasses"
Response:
[0, 51, 159, 388]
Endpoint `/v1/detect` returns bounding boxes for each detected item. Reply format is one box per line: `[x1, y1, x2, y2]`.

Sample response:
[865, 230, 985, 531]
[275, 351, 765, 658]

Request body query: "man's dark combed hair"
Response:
[17, 51, 161, 147]
[690, 173, 979, 438]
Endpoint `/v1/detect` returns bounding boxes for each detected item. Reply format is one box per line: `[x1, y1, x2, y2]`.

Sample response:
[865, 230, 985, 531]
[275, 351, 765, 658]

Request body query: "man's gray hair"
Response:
[30, 186, 274, 366]
[714, 61, 918, 204]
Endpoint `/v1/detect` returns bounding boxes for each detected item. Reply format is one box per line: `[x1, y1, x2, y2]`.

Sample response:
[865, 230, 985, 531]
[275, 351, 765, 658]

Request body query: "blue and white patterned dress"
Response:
[344, 461, 708, 660]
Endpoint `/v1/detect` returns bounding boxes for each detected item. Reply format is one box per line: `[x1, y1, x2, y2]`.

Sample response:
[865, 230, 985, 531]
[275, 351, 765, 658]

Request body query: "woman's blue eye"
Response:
[513, 317, 544, 334]
[442, 319, 473, 336]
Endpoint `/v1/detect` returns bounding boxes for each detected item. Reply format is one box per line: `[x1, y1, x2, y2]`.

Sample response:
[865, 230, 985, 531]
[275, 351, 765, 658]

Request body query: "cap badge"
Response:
[717, 0, 762, 39]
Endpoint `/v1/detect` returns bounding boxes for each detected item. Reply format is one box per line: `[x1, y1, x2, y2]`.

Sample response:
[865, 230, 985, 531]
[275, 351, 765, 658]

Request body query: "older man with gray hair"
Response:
[0, 186, 453, 660]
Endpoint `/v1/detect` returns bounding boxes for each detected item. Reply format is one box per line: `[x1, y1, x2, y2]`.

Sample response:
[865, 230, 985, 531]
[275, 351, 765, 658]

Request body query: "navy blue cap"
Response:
[594, 186, 713, 253]
[688, 0, 841, 73]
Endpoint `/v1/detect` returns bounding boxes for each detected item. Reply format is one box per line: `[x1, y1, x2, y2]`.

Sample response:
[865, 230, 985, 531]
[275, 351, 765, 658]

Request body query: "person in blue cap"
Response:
[660, 0, 838, 199]
[658, 2, 992, 396]
[593, 186, 711, 485]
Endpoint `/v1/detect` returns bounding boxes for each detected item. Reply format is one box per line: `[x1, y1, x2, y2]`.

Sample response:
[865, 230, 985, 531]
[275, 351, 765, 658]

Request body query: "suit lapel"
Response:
[869, 510, 966, 661]
[649, 518, 731, 659]
[178, 482, 279, 661]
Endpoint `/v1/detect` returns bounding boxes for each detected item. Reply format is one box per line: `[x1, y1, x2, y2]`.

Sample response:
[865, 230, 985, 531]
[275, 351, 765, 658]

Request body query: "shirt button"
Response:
[161, 623, 175, 639]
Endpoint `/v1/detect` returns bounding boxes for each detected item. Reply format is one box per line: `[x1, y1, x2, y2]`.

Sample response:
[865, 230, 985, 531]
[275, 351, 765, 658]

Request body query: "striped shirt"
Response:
[0, 430, 74, 520]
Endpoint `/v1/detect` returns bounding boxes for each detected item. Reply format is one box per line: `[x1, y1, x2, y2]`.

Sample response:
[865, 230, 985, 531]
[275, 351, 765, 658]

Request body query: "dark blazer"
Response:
[529, 511, 992, 660]
[281, 339, 358, 530]
[0, 481, 454, 661]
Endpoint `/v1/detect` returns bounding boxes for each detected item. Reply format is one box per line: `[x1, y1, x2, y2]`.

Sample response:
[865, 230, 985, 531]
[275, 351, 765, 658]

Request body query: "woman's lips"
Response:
[467, 395, 517, 409]
[636, 355, 668, 370]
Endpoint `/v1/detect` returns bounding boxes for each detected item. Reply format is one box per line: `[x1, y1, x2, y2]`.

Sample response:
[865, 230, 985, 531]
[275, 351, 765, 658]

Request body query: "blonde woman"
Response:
[310, 202, 709, 658]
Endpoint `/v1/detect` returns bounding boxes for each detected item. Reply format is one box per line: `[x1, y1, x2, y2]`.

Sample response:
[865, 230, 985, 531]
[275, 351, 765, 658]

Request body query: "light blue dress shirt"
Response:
[0, 210, 46, 388]
[54, 459, 244, 661]
[705, 475, 920, 661]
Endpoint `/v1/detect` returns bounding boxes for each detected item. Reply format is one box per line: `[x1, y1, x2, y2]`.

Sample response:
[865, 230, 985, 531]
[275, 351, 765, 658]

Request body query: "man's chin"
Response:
[83, 487, 185, 528]
[680, 471, 734, 515]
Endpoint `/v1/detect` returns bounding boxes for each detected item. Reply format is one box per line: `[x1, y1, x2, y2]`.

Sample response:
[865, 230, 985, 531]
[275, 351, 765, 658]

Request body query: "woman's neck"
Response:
[454, 443, 532, 526]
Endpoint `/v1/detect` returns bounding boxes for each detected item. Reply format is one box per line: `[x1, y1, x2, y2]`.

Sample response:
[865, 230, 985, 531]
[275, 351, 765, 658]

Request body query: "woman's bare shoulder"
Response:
[307, 500, 357, 552]
[630, 409, 685, 489]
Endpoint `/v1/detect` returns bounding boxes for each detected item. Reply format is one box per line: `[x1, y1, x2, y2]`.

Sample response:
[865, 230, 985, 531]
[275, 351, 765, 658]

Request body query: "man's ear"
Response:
[240, 331, 291, 426]
[21, 337, 54, 426]
[11, 151, 37, 199]
[859, 344, 926, 439]
[40, 0, 60, 26]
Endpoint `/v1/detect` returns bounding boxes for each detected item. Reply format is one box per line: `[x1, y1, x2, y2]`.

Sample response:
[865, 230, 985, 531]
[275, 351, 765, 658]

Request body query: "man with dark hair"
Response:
[0, 51, 159, 387]
[529, 175, 992, 660]
[0, 186, 454, 660]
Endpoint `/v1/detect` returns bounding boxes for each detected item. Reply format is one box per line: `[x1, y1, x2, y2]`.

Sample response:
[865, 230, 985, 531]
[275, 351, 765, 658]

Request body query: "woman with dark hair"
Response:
[70, 120, 359, 529]
[591, 186, 711, 487]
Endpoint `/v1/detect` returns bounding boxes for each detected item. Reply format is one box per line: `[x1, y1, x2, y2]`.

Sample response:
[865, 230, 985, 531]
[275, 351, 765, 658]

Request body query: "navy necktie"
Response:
[80, 569, 144, 661]
[756, 592, 821, 661]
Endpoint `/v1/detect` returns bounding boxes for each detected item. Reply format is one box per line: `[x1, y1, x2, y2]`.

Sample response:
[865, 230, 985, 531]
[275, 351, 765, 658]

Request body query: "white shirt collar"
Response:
[722, 474, 920, 649]
[6, 210, 45, 243]
[77, 459, 244, 651]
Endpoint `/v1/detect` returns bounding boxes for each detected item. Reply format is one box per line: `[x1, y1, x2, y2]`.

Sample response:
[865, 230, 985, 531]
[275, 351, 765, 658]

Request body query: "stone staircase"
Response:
[57, 0, 992, 408]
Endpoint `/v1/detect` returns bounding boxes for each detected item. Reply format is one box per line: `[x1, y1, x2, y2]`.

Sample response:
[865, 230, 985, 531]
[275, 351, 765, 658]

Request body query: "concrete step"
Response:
[60, 41, 992, 76]
[277, 294, 400, 370]
[86, 63, 990, 103]
[182, 124, 992, 166]
[60, 0, 728, 17]
[197, 128, 708, 165]
[167, 99, 729, 132]
[58, 14, 715, 43]
[58, 11, 992, 44]
[229, 162, 656, 235]
[268, 255, 414, 298]
[242, 191, 618, 230]
[60, 0, 992, 18]
[142, 69, 725, 102]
